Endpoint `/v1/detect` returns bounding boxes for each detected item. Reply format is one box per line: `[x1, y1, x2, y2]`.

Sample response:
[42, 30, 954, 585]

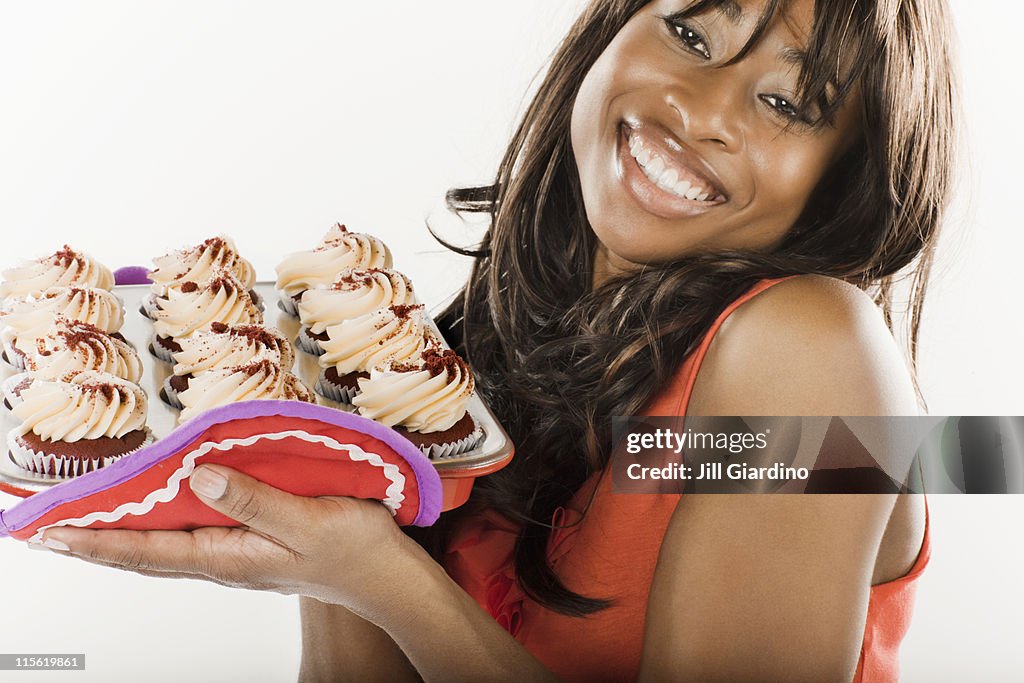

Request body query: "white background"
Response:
[0, 1, 1021, 681]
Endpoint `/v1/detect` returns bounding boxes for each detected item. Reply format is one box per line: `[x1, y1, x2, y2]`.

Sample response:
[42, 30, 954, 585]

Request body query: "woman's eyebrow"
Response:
[718, 0, 744, 23]
[779, 45, 841, 100]
[779, 46, 808, 68]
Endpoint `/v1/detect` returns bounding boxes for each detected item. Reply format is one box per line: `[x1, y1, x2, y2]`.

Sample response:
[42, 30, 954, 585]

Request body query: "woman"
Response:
[36, 0, 956, 680]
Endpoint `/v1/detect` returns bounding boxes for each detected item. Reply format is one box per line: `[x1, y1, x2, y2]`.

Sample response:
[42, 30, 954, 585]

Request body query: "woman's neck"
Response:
[591, 243, 644, 290]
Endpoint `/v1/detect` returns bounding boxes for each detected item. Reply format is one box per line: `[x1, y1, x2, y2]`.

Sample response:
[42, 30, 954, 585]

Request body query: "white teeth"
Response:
[658, 169, 679, 190]
[628, 134, 719, 202]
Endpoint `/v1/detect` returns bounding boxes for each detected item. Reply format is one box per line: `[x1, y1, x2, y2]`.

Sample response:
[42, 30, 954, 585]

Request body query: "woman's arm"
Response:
[642, 493, 895, 681]
[351, 541, 559, 683]
[298, 599, 420, 683]
[640, 275, 920, 681]
[38, 467, 558, 683]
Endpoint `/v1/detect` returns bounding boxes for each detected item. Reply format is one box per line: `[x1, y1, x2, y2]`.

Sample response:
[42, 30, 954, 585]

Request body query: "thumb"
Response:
[189, 464, 306, 544]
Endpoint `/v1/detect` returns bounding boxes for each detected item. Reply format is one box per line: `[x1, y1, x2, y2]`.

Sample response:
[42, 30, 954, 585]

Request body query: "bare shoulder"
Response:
[640, 276, 925, 678]
[642, 490, 897, 680]
[688, 274, 920, 417]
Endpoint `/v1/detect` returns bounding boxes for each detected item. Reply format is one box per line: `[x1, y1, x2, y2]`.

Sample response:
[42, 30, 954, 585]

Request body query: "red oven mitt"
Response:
[0, 401, 442, 543]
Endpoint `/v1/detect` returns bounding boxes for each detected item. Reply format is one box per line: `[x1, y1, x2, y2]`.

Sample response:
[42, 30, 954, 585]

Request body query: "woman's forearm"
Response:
[359, 542, 559, 683]
[299, 597, 421, 683]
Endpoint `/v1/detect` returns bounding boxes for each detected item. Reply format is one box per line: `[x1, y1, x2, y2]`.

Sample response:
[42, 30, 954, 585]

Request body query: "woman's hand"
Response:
[33, 464, 422, 611]
[34, 465, 559, 681]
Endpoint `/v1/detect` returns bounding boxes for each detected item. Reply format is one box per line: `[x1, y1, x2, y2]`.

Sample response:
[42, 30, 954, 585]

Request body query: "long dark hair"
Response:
[416, 0, 958, 616]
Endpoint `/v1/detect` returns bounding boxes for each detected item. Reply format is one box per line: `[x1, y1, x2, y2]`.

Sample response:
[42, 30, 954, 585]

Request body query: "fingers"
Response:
[38, 527, 211, 575]
[188, 464, 313, 547]
[37, 524, 289, 583]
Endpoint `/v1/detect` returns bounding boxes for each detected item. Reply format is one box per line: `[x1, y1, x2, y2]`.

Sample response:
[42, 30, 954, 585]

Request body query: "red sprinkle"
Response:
[50, 245, 84, 268]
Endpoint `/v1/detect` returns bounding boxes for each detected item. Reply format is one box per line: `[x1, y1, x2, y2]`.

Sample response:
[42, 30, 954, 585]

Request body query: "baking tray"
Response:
[0, 281, 515, 509]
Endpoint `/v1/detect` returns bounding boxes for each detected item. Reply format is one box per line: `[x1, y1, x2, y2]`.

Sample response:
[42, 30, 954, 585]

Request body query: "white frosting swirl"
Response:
[178, 359, 313, 422]
[153, 271, 263, 339]
[275, 224, 393, 297]
[352, 348, 474, 433]
[172, 324, 294, 376]
[24, 317, 142, 383]
[0, 245, 114, 300]
[14, 371, 148, 442]
[318, 304, 432, 375]
[298, 268, 417, 334]
[0, 287, 125, 354]
[149, 236, 256, 296]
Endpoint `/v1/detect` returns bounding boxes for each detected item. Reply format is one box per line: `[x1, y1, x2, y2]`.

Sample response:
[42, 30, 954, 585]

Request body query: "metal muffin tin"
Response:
[0, 281, 514, 496]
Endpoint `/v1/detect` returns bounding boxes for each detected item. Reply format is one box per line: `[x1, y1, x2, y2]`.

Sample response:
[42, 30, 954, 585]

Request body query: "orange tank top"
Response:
[444, 277, 932, 682]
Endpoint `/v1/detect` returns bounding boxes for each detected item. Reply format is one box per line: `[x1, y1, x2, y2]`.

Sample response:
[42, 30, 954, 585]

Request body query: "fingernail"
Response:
[191, 467, 228, 500]
[32, 538, 70, 552]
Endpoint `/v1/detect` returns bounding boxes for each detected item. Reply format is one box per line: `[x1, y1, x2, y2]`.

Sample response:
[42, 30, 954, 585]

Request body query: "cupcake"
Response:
[8, 371, 152, 478]
[0, 287, 125, 370]
[275, 224, 392, 316]
[315, 303, 438, 404]
[162, 322, 294, 409]
[177, 358, 314, 423]
[150, 269, 263, 362]
[143, 236, 258, 319]
[3, 318, 143, 407]
[26, 317, 142, 382]
[352, 347, 484, 459]
[0, 245, 114, 301]
[295, 267, 417, 355]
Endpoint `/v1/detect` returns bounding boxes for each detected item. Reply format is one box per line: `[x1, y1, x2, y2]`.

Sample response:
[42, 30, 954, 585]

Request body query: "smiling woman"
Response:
[573, 0, 868, 263]
[29, 0, 957, 681]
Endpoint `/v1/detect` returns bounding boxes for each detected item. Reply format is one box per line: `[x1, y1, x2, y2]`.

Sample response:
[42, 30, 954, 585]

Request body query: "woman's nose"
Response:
[663, 71, 744, 152]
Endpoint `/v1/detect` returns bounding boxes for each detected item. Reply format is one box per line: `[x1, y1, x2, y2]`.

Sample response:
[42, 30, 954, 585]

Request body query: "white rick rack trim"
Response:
[27, 429, 407, 544]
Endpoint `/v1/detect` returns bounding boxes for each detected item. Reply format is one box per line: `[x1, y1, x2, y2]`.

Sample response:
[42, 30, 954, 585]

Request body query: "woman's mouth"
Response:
[616, 123, 728, 219]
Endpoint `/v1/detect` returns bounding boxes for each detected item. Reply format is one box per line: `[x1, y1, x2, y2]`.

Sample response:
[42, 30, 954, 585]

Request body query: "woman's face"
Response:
[571, 0, 863, 274]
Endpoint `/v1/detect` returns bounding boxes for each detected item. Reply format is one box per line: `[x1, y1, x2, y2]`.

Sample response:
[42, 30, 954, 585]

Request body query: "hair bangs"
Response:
[675, 0, 873, 130]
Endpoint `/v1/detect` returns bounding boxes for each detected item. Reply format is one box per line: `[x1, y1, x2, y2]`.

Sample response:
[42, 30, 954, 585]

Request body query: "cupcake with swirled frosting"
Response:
[352, 347, 483, 459]
[295, 267, 417, 355]
[150, 269, 263, 362]
[177, 358, 314, 423]
[161, 322, 294, 409]
[0, 287, 125, 370]
[0, 245, 114, 302]
[2, 318, 143, 409]
[275, 224, 393, 316]
[8, 371, 152, 478]
[315, 303, 438, 404]
[142, 236, 258, 319]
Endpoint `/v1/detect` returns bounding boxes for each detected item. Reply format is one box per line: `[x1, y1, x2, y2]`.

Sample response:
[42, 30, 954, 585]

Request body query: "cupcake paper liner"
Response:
[418, 422, 486, 461]
[294, 326, 327, 356]
[161, 376, 185, 410]
[277, 294, 301, 317]
[139, 293, 161, 320]
[314, 369, 359, 405]
[1, 372, 32, 409]
[149, 335, 178, 363]
[7, 428, 155, 480]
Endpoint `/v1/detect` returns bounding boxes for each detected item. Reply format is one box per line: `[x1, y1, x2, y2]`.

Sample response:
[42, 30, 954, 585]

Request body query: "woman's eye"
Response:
[759, 94, 808, 123]
[665, 19, 711, 60]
